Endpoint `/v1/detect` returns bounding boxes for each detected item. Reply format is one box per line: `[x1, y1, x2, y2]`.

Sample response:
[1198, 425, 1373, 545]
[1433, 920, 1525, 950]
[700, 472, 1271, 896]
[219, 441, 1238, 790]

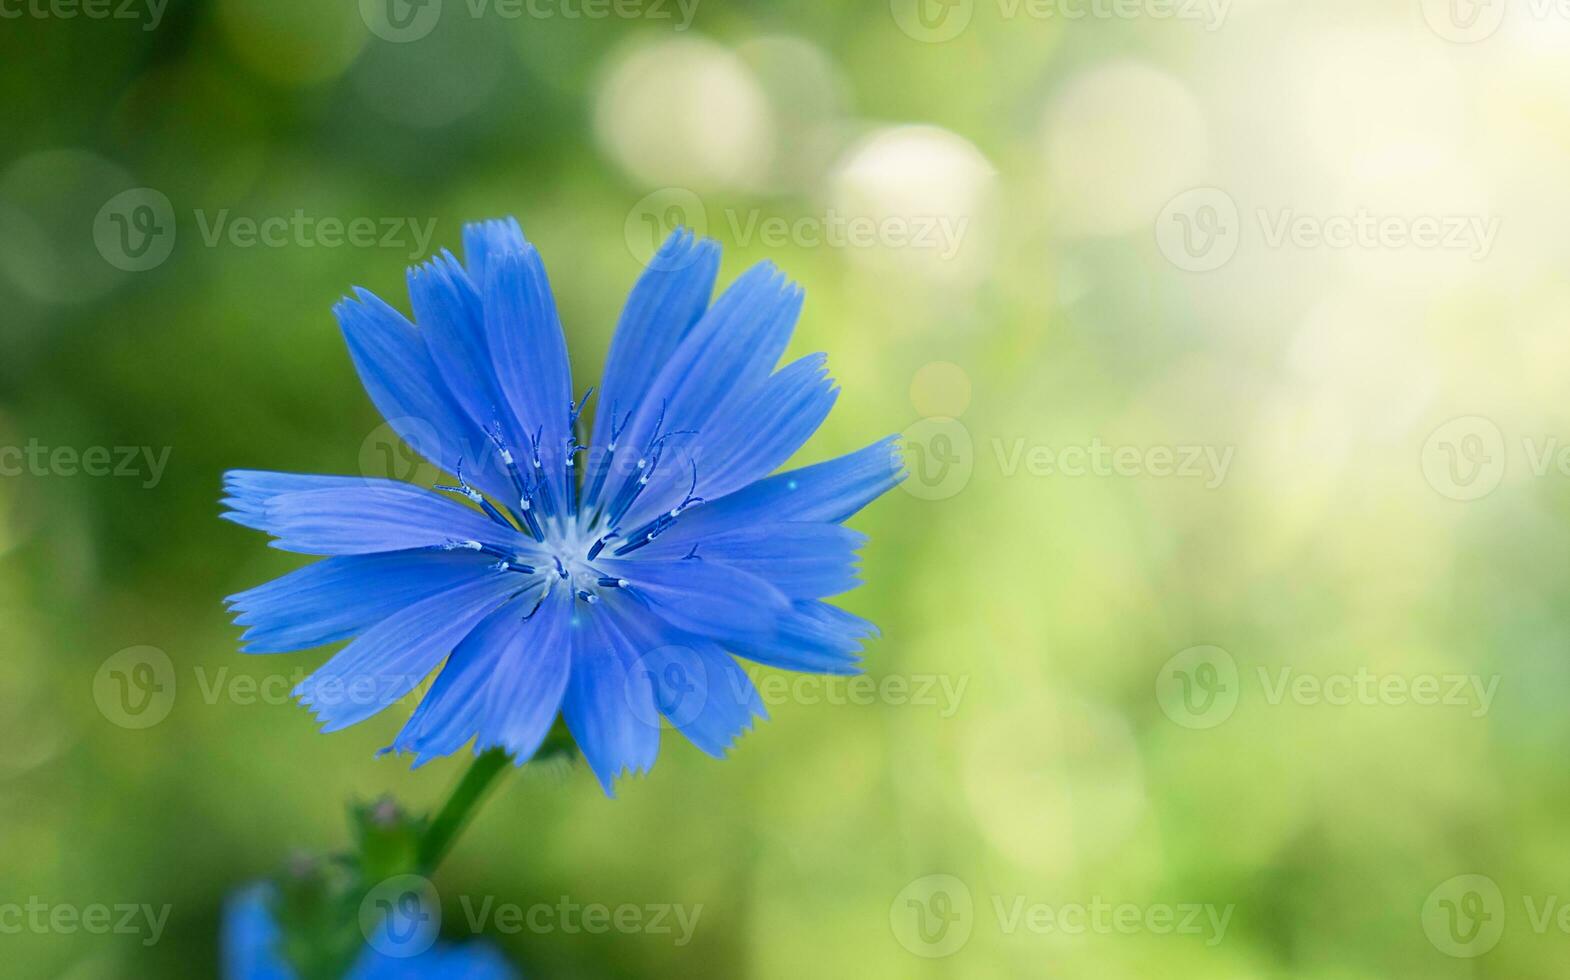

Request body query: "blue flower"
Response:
[223, 219, 902, 792]
[222, 883, 516, 980]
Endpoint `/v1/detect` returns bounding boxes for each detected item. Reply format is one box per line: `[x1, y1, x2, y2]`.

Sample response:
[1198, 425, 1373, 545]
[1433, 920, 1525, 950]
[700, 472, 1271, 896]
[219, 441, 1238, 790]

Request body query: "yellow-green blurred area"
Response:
[5, 0, 1570, 975]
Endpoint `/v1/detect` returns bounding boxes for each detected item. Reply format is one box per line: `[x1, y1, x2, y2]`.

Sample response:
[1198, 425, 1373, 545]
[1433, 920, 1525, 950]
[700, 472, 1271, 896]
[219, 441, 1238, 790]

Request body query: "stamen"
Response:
[516, 487, 545, 539]
[434, 459, 515, 529]
[580, 405, 628, 510]
[569, 387, 595, 431]
[597, 576, 628, 588]
[517, 591, 546, 621]
[443, 539, 535, 573]
[611, 462, 704, 557]
[611, 514, 674, 556]
[485, 423, 541, 539]
[563, 432, 584, 515]
[671, 460, 704, 517]
[527, 425, 559, 519]
[586, 531, 616, 561]
[575, 589, 599, 604]
[490, 559, 538, 575]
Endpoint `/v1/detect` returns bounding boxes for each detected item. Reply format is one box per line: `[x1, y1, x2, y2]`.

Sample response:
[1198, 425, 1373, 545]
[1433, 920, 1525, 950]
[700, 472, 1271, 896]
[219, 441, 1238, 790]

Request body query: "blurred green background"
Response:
[5, 0, 1570, 975]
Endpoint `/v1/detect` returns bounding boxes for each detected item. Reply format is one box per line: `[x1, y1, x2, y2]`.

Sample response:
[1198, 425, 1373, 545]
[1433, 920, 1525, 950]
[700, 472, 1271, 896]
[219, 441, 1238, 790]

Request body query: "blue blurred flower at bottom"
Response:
[223, 884, 516, 980]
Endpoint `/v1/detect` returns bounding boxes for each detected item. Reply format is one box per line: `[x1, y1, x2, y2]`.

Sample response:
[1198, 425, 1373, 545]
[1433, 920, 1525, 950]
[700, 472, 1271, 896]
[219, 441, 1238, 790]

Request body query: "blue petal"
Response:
[256, 483, 527, 555]
[669, 436, 905, 538]
[335, 288, 512, 503]
[635, 521, 865, 599]
[607, 262, 802, 490]
[663, 641, 767, 758]
[596, 556, 790, 644]
[475, 590, 574, 760]
[348, 941, 518, 980]
[617, 352, 839, 531]
[222, 882, 518, 980]
[294, 573, 519, 732]
[221, 470, 367, 531]
[611, 613, 767, 760]
[695, 352, 838, 498]
[389, 593, 571, 767]
[725, 600, 879, 675]
[589, 229, 720, 451]
[227, 550, 495, 653]
[221, 885, 293, 980]
[406, 252, 511, 437]
[590, 606, 766, 756]
[482, 247, 575, 502]
[562, 601, 661, 795]
[461, 216, 528, 287]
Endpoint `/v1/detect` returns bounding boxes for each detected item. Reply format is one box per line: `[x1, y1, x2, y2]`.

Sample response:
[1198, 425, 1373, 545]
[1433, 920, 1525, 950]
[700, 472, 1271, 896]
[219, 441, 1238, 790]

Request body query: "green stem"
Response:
[418, 747, 512, 872]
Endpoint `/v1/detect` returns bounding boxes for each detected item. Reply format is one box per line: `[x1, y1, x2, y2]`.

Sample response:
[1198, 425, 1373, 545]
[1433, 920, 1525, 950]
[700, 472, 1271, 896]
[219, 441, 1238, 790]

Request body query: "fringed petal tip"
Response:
[886, 435, 911, 485]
